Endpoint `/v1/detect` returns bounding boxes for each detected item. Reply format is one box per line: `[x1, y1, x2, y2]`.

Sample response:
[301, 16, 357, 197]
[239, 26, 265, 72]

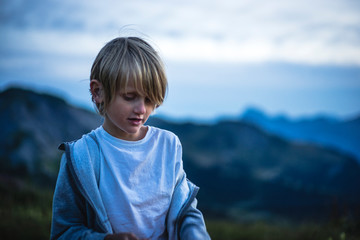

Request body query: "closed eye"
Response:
[122, 93, 137, 101]
[122, 92, 154, 106]
[145, 97, 153, 104]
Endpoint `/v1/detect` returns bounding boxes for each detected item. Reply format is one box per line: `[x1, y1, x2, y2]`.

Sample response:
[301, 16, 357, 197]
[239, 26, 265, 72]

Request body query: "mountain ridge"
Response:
[240, 107, 360, 162]
[0, 87, 102, 185]
[1, 87, 360, 222]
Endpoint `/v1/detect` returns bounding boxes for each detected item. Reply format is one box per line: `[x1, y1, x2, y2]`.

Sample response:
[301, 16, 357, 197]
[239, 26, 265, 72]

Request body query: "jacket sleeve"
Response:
[50, 154, 108, 240]
[178, 188, 211, 240]
[172, 138, 211, 239]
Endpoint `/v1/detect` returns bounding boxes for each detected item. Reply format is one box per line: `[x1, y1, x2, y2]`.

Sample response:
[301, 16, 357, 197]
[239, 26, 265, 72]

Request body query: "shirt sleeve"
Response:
[174, 137, 185, 186]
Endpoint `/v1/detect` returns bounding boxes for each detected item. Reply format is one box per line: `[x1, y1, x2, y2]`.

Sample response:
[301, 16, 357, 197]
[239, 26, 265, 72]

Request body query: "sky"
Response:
[1, 0, 360, 121]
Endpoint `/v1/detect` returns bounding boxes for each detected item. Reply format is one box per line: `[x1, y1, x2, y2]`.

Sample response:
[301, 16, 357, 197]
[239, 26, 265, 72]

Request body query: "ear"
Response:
[90, 79, 104, 104]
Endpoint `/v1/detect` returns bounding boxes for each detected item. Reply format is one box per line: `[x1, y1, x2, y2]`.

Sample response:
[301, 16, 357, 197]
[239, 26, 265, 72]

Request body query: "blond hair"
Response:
[90, 37, 167, 115]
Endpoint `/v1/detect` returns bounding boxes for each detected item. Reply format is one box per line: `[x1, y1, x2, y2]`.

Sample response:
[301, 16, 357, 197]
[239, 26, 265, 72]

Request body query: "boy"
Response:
[50, 37, 210, 240]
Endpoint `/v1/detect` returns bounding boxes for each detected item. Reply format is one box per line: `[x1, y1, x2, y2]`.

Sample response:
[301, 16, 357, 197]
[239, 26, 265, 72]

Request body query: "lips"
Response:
[128, 118, 142, 125]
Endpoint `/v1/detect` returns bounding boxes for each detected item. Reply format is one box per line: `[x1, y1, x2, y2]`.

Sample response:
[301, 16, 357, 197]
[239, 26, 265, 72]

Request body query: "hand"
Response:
[104, 233, 149, 240]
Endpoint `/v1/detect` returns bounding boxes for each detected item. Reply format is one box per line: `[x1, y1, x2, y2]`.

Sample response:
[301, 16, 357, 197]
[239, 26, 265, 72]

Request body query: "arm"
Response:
[178, 186, 211, 240]
[50, 154, 108, 240]
[172, 138, 211, 239]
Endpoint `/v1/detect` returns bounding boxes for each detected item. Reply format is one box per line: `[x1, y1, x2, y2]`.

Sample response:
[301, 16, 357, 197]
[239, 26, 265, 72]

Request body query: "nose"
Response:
[134, 99, 146, 115]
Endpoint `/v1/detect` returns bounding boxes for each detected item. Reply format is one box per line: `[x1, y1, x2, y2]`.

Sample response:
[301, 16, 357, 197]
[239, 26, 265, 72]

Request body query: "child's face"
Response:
[102, 81, 155, 141]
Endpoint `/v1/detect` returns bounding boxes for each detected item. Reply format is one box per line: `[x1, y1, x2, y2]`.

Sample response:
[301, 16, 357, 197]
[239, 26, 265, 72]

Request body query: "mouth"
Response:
[128, 118, 143, 125]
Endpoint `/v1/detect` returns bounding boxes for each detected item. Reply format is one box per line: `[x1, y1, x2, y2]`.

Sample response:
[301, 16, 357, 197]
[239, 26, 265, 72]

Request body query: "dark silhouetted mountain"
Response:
[0, 87, 102, 185]
[241, 107, 360, 163]
[1, 87, 360, 222]
[147, 118, 360, 222]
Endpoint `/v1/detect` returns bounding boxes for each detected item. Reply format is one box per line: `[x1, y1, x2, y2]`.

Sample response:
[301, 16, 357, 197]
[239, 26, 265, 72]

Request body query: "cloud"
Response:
[1, 0, 359, 118]
[150, 0, 360, 65]
[1, 0, 360, 66]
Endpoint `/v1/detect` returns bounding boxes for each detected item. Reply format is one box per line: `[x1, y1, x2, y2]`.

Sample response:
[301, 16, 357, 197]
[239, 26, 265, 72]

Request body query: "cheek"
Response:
[149, 105, 155, 111]
[107, 103, 127, 118]
[146, 105, 155, 115]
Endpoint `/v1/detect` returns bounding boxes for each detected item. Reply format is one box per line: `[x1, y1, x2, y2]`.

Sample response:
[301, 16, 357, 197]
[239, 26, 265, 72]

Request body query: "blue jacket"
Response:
[50, 130, 210, 240]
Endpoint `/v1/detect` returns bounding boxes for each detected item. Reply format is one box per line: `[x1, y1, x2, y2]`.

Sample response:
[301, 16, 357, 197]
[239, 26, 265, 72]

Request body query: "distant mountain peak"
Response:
[241, 107, 268, 121]
[0, 86, 68, 108]
[240, 106, 360, 162]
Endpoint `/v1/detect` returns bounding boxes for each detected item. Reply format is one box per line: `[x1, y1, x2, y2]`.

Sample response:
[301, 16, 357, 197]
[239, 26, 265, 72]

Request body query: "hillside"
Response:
[148, 118, 360, 222]
[0, 87, 102, 185]
[1, 87, 360, 223]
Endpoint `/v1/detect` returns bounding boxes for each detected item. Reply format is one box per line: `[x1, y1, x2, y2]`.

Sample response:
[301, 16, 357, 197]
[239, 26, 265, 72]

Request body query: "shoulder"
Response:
[148, 126, 181, 146]
[58, 127, 103, 176]
[149, 126, 180, 140]
[58, 127, 102, 153]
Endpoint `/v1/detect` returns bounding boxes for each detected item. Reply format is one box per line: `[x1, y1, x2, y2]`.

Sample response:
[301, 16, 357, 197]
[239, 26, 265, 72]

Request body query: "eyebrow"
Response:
[122, 90, 146, 97]
[121, 87, 137, 94]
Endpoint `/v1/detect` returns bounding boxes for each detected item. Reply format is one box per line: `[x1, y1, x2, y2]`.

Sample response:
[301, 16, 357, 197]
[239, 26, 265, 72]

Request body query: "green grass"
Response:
[0, 177, 53, 240]
[0, 178, 359, 240]
[207, 219, 360, 240]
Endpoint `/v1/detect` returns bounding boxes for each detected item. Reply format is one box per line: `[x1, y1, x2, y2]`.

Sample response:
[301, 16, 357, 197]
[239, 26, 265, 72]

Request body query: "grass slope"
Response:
[1, 176, 359, 240]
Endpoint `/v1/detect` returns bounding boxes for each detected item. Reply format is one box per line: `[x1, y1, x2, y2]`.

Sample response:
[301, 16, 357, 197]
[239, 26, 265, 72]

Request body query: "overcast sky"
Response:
[1, 0, 360, 120]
